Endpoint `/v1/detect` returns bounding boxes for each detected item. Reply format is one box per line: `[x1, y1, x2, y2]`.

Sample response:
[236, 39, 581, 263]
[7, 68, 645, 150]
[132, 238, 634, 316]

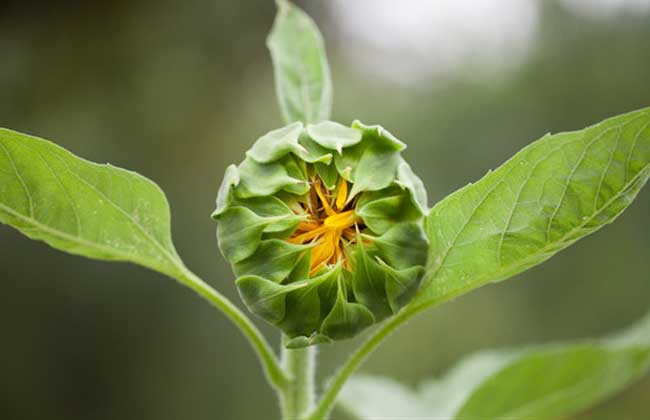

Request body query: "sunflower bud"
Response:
[212, 120, 428, 348]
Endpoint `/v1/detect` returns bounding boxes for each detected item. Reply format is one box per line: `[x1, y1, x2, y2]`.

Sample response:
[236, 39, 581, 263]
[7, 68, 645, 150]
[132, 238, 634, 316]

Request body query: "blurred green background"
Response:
[1, 0, 648, 419]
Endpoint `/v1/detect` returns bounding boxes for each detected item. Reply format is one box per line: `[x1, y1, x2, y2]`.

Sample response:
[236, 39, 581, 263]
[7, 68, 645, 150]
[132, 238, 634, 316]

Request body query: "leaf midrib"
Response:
[0, 141, 34, 217]
[0, 203, 170, 271]
[32, 143, 83, 235]
[36, 140, 180, 263]
[417, 162, 650, 309]
[544, 123, 631, 243]
[0, 138, 183, 274]
[426, 137, 578, 282]
[425, 115, 647, 291]
[478, 366, 624, 420]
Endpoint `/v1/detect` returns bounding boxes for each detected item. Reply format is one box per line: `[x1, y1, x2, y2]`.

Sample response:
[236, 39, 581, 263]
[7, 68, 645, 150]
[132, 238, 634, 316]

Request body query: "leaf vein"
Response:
[26, 141, 83, 235]
[49, 150, 180, 266]
[592, 127, 622, 213]
[0, 141, 34, 217]
[624, 119, 650, 183]
[544, 125, 619, 243]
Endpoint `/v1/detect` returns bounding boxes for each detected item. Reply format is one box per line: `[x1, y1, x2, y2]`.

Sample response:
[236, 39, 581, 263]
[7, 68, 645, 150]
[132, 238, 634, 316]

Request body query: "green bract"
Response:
[213, 120, 428, 348]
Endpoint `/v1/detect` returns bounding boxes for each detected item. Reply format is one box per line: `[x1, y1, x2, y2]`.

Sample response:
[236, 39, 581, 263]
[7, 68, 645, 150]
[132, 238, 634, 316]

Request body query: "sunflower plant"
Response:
[1, 1, 649, 419]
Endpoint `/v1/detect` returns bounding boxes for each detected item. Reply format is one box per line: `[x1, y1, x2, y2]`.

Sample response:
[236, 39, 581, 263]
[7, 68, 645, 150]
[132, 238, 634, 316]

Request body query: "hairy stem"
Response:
[175, 266, 289, 391]
[306, 308, 418, 419]
[306, 264, 484, 420]
[280, 337, 317, 419]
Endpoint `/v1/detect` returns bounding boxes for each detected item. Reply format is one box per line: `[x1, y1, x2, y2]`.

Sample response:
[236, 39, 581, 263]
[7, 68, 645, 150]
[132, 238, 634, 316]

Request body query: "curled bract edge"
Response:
[213, 120, 429, 348]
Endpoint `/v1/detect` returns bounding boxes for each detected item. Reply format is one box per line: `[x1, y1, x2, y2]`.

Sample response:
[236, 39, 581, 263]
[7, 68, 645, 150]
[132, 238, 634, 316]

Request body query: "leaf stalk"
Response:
[174, 267, 289, 391]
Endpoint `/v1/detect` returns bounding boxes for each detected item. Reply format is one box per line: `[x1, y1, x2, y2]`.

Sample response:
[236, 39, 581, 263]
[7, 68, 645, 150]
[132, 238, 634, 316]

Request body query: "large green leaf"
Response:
[416, 108, 650, 308]
[0, 128, 184, 278]
[339, 313, 650, 419]
[267, 0, 332, 125]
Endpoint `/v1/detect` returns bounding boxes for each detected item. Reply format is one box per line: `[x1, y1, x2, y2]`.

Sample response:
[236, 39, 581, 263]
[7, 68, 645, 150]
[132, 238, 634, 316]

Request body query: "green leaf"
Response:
[415, 108, 650, 308]
[213, 164, 239, 217]
[235, 156, 306, 198]
[0, 132, 292, 394]
[349, 243, 393, 321]
[227, 195, 301, 233]
[233, 239, 310, 283]
[356, 186, 423, 235]
[285, 334, 332, 349]
[339, 312, 650, 420]
[306, 121, 362, 153]
[378, 261, 424, 314]
[246, 122, 305, 163]
[281, 155, 311, 195]
[314, 161, 339, 190]
[365, 222, 428, 271]
[335, 121, 405, 201]
[215, 206, 301, 264]
[279, 265, 341, 338]
[295, 134, 332, 164]
[236, 275, 308, 324]
[216, 207, 270, 263]
[267, 0, 332, 125]
[0, 128, 184, 278]
[396, 159, 429, 213]
[321, 277, 375, 340]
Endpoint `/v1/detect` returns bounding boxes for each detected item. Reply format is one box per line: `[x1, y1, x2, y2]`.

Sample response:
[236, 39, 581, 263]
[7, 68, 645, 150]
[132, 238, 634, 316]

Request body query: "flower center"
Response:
[287, 176, 362, 275]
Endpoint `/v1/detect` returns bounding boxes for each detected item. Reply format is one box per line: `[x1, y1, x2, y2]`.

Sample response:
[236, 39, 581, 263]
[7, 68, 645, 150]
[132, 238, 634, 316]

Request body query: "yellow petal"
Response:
[335, 177, 348, 210]
[314, 179, 335, 216]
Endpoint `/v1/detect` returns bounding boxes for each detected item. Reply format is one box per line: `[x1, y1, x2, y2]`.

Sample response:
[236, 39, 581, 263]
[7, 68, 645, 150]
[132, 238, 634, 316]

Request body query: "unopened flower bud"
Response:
[213, 120, 428, 348]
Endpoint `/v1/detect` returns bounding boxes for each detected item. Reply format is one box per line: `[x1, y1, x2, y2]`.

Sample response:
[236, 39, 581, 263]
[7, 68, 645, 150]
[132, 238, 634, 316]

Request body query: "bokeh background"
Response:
[1, 0, 649, 419]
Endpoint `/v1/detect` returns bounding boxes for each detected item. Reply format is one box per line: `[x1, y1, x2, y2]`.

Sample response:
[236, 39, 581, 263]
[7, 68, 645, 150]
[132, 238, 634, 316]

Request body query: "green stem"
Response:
[174, 266, 289, 391]
[306, 308, 418, 420]
[280, 337, 317, 419]
[307, 272, 494, 419]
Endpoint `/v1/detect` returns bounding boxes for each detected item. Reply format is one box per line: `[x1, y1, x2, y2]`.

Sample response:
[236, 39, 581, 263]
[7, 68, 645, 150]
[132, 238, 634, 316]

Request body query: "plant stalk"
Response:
[174, 266, 289, 391]
[280, 336, 317, 419]
[306, 284, 471, 419]
[305, 311, 407, 420]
